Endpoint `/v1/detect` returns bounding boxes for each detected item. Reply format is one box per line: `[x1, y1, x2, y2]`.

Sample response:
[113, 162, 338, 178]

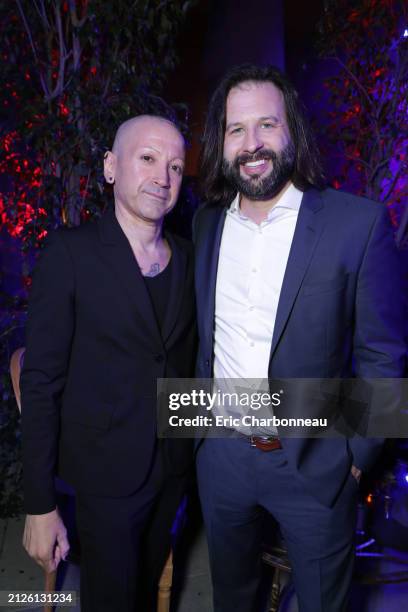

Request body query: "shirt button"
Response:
[205, 359, 210, 367]
[249, 305, 255, 311]
[250, 341, 255, 347]
[252, 268, 257, 273]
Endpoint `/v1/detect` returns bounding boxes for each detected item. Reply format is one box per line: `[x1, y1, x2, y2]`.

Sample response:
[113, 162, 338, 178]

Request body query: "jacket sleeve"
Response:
[21, 231, 75, 514]
[350, 205, 407, 471]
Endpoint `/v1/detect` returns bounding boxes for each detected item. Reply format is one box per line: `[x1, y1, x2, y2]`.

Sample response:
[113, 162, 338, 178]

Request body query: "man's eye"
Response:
[141, 154, 153, 162]
[230, 127, 243, 135]
[171, 164, 183, 175]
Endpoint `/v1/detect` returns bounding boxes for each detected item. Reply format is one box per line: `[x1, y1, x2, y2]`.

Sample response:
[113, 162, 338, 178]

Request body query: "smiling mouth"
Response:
[244, 159, 267, 168]
[241, 158, 271, 177]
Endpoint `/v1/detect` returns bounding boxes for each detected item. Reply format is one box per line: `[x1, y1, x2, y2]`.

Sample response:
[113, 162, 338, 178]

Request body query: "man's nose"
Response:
[154, 165, 170, 188]
[243, 128, 263, 154]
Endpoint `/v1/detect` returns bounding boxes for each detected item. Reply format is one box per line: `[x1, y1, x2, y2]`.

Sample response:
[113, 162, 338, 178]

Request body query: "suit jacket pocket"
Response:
[61, 402, 115, 431]
[302, 274, 349, 296]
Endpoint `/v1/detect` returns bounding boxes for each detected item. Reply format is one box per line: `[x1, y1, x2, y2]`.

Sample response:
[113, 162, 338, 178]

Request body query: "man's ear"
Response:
[104, 151, 116, 184]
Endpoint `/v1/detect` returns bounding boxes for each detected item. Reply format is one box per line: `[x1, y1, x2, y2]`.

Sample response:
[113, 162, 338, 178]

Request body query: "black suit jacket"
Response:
[194, 188, 406, 506]
[21, 207, 196, 514]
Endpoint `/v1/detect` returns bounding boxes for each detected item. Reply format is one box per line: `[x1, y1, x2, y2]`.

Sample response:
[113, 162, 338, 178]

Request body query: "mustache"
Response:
[235, 149, 277, 166]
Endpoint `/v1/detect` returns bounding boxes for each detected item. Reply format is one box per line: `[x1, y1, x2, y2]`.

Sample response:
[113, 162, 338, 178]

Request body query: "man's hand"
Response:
[351, 465, 362, 484]
[23, 508, 69, 573]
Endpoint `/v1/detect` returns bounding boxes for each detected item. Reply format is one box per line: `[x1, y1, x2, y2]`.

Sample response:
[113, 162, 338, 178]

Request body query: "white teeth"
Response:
[244, 159, 266, 167]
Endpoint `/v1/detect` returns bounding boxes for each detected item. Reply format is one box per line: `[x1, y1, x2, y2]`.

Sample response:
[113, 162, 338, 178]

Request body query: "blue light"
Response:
[404, 29, 408, 38]
[404, 473, 408, 483]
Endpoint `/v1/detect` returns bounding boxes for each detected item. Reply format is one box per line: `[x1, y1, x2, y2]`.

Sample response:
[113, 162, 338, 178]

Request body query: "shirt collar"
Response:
[229, 183, 303, 221]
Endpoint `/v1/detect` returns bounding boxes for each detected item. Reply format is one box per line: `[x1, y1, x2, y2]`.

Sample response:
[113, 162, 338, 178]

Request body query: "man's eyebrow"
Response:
[138, 145, 185, 164]
[225, 121, 243, 131]
[137, 145, 184, 160]
[259, 115, 281, 123]
[226, 115, 282, 130]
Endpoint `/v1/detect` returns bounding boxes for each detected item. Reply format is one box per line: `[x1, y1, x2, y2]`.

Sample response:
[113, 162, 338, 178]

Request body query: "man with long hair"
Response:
[194, 64, 405, 611]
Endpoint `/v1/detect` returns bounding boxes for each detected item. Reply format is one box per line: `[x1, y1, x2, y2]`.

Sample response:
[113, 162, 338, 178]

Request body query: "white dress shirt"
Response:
[213, 183, 303, 434]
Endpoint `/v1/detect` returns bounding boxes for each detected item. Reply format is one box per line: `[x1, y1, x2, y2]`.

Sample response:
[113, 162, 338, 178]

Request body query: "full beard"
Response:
[222, 142, 296, 201]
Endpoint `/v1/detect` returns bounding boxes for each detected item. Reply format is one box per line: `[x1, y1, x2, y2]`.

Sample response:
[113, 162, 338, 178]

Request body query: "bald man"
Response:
[21, 115, 196, 611]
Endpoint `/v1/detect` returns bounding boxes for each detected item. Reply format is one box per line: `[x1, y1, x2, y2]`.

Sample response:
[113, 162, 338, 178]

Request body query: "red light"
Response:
[58, 102, 70, 117]
[348, 10, 360, 22]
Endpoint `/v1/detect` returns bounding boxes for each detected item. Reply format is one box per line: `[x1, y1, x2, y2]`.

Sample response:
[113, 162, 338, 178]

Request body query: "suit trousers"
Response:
[74, 447, 164, 612]
[196, 437, 358, 612]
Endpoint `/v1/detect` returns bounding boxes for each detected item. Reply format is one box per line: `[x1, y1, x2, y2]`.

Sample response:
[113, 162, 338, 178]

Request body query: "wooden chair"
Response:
[10, 348, 173, 612]
[262, 541, 292, 612]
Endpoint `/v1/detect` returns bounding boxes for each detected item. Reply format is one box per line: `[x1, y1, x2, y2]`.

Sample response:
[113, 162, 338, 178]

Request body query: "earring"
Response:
[108, 176, 114, 183]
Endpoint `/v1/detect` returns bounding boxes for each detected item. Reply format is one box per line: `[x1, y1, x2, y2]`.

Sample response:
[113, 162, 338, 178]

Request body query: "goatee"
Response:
[222, 142, 295, 201]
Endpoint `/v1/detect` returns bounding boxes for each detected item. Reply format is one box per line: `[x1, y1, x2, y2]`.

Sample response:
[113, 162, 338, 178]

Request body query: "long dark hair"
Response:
[199, 64, 326, 204]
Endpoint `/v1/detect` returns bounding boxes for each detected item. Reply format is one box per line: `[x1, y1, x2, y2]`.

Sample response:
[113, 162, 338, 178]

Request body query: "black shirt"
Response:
[143, 257, 173, 335]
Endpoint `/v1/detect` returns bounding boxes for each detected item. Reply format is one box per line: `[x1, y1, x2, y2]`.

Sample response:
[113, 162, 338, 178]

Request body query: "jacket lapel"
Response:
[196, 206, 227, 349]
[97, 207, 163, 348]
[269, 189, 326, 360]
[161, 232, 187, 343]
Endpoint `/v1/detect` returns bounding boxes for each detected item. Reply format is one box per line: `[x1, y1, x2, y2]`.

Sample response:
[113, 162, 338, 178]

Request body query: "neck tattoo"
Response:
[143, 262, 161, 277]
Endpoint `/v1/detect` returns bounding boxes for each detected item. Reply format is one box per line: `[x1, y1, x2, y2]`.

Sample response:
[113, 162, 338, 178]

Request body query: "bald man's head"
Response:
[103, 114, 185, 226]
[111, 115, 183, 158]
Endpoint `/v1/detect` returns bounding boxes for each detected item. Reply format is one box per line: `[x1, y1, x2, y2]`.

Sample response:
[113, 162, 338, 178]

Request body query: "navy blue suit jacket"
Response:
[193, 187, 406, 507]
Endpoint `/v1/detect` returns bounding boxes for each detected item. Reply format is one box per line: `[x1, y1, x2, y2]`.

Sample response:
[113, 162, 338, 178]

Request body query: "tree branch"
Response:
[343, 154, 371, 170]
[382, 167, 403, 203]
[15, 0, 53, 99]
[368, 157, 393, 183]
[327, 54, 373, 109]
[102, 41, 120, 98]
[68, 0, 87, 28]
[15, 0, 39, 63]
[32, 0, 50, 29]
[46, 0, 67, 101]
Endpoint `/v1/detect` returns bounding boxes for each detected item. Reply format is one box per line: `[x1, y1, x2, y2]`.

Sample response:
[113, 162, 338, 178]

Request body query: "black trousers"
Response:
[75, 450, 166, 612]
